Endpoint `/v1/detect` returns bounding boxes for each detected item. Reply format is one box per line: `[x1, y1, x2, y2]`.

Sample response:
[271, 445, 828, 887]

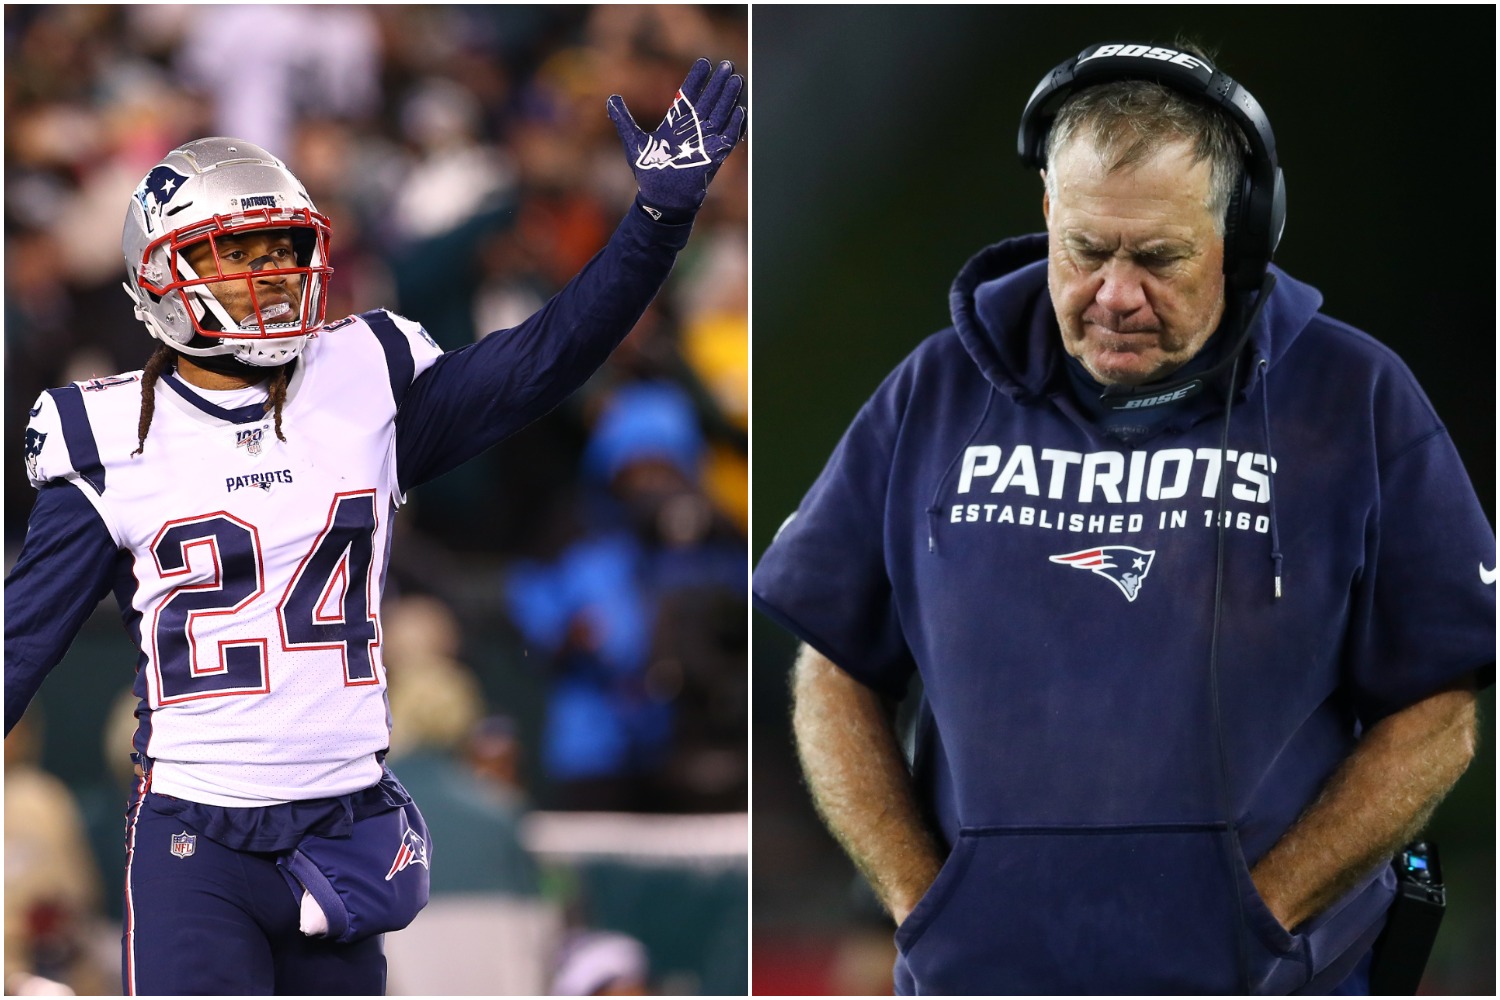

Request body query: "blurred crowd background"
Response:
[5, 5, 746, 995]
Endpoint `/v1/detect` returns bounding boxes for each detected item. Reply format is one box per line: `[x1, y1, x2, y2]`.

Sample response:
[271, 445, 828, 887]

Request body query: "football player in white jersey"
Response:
[6, 58, 744, 996]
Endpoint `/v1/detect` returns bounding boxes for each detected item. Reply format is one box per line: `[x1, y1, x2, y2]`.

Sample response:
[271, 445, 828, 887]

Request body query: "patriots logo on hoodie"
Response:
[1050, 546, 1156, 602]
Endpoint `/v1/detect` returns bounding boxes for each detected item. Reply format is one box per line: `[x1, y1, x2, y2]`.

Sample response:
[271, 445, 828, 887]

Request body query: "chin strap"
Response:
[122, 280, 154, 327]
[176, 349, 276, 379]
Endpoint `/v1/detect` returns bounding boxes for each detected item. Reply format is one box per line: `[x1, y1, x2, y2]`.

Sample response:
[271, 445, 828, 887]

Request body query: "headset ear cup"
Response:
[1221, 179, 1242, 287]
[1223, 170, 1264, 292]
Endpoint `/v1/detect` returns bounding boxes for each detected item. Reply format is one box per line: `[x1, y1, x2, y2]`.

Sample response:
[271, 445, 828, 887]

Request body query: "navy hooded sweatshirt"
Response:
[753, 235, 1495, 995]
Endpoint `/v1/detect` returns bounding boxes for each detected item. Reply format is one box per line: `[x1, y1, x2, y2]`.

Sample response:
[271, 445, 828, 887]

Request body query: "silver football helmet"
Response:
[121, 137, 333, 367]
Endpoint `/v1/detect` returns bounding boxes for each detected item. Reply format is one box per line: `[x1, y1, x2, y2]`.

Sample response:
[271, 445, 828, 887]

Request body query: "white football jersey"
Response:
[25, 311, 443, 806]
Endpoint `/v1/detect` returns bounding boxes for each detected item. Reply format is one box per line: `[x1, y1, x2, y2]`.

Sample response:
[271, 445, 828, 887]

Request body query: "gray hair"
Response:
[1044, 79, 1247, 234]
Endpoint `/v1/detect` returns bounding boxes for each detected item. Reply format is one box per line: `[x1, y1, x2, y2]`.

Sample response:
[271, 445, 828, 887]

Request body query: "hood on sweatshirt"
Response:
[946, 232, 1324, 420]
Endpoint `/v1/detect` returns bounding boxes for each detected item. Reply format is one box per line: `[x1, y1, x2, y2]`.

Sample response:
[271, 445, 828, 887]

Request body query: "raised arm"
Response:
[791, 644, 946, 925]
[395, 58, 745, 491]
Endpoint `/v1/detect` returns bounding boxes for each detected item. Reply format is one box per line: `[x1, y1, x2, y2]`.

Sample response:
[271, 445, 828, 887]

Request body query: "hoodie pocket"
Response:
[894, 825, 1310, 995]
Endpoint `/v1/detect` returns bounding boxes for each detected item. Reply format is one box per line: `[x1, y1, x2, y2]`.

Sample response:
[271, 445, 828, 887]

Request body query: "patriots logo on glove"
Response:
[635, 90, 712, 171]
[609, 57, 746, 220]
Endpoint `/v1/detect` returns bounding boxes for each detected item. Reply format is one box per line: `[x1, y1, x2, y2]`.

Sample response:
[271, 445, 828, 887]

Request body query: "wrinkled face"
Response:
[1044, 139, 1225, 386]
[182, 229, 304, 329]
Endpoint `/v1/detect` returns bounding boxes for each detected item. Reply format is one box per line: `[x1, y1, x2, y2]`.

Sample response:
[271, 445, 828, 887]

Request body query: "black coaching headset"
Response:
[1017, 41, 1286, 294]
[1016, 41, 1287, 411]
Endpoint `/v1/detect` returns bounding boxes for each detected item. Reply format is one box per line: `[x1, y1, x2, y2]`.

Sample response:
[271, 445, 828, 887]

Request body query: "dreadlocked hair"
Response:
[132, 345, 176, 456]
[264, 365, 290, 442]
[131, 347, 292, 456]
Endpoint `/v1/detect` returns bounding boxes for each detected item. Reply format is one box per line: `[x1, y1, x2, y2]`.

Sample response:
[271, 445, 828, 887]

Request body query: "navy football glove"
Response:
[608, 57, 746, 223]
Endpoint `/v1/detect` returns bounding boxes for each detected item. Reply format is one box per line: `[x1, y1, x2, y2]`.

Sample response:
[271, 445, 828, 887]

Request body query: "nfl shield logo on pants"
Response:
[170, 831, 196, 859]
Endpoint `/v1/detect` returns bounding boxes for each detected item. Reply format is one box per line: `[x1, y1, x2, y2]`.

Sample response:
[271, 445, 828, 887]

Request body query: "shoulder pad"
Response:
[360, 308, 441, 351]
[24, 389, 108, 495]
[357, 308, 444, 398]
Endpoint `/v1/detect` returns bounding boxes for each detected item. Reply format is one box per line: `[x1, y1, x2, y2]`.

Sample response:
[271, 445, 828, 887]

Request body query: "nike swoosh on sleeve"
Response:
[1481, 563, 1497, 586]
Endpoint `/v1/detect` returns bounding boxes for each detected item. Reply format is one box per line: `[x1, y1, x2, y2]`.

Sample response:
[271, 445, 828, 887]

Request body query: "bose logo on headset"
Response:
[1080, 44, 1206, 71]
[1020, 40, 1287, 293]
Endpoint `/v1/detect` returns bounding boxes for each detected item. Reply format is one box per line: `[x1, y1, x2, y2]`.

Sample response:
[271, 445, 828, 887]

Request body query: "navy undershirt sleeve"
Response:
[5, 483, 119, 734]
[394, 202, 692, 493]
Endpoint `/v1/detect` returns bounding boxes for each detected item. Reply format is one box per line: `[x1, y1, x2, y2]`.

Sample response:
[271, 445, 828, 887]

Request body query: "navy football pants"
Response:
[122, 778, 386, 996]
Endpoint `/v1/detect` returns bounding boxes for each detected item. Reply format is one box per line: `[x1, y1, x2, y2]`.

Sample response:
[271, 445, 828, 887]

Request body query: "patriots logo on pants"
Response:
[384, 819, 429, 881]
[635, 90, 712, 171]
[1050, 546, 1156, 602]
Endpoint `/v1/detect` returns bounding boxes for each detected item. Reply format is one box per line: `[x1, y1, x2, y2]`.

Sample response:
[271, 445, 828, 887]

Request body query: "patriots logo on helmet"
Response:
[384, 820, 429, 882]
[635, 90, 712, 171]
[1050, 546, 1156, 602]
[133, 165, 191, 233]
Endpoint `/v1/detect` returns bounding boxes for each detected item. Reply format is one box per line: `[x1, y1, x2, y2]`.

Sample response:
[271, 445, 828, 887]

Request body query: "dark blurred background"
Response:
[750, 7, 1495, 995]
[6, 5, 746, 995]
